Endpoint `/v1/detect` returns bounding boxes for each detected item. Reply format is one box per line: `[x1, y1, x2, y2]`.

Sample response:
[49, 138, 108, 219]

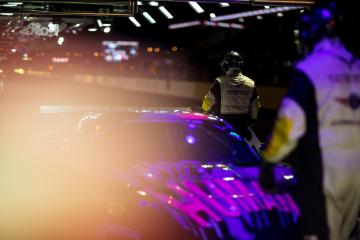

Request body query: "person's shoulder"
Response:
[215, 76, 222, 84]
[241, 74, 255, 87]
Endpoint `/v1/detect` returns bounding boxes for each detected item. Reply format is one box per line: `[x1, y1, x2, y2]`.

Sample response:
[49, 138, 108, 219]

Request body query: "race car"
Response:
[1, 109, 300, 240]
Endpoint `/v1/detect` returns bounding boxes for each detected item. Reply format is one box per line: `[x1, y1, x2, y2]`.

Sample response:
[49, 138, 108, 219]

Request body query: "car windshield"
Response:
[77, 119, 260, 168]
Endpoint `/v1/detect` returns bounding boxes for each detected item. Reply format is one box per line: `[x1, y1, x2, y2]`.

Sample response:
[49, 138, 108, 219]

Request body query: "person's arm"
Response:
[202, 79, 221, 115]
[262, 70, 312, 164]
[249, 87, 261, 123]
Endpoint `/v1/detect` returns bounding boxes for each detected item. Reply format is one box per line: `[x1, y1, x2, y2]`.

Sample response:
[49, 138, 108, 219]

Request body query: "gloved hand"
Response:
[259, 162, 278, 193]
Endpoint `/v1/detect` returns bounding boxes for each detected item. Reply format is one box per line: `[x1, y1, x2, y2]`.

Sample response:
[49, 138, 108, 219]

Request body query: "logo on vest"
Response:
[335, 93, 360, 110]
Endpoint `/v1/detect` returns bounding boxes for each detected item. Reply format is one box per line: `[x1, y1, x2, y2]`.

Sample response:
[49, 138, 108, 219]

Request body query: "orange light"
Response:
[48, 65, 54, 70]
[93, 52, 99, 57]
[171, 46, 178, 52]
[14, 68, 25, 75]
[154, 47, 160, 53]
[146, 47, 153, 53]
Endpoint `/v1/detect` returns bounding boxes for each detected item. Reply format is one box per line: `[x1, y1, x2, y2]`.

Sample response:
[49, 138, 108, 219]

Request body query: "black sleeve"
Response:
[250, 87, 258, 103]
[285, 69, 313, 111]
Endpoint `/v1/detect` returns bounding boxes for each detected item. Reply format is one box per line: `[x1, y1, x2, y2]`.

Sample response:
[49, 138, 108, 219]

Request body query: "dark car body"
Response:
[1, 109, 300, 240]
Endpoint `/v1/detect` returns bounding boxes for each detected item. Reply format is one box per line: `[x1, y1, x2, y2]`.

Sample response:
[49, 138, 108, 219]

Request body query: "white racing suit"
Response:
[202, 69, 260, 139]
[262, 38, 360, 240]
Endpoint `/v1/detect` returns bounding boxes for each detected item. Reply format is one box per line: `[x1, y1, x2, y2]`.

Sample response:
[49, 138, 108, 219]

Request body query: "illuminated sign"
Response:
[102, 41, 139, 62]
[52, 57, 69, 63]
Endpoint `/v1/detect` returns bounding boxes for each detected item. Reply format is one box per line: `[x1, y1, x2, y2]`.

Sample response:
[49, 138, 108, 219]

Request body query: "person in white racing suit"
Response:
[260, 2, 360, 240]
[202, 51, 260, 140]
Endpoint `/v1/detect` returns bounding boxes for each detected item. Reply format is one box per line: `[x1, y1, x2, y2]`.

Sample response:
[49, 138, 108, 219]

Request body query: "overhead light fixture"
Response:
[219, 3, 230, 7]
[129, 17, 141, 27]
[158, 6, 173, 19]
[169, 20, 244, 30]
[0, 13, 14, 16]
[256, 15, 263, 20]
[74, 23, 81, 28]
[210, 13, 216, 18]
[277, 12, 284, 17]
[97, 19, 103, 27]
[137, 1, 143, 5]
[88, 28, 97, 32]
[6, 2, 23, 5]
[103, 27, 111, 33]
[102, 23, 111, 27]
[142, 11, 156, 24]
[149, 1, 159, 6]
[189, 2, 204, 14]
[264, 6, 270, 9]
[169, 20, 201, 29]
[212, 6, 302, 21]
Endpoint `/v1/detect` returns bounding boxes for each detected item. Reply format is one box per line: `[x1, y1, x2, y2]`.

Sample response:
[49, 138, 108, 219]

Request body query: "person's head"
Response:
[221, 51, 244, 74]
[296, 1, 360, 57]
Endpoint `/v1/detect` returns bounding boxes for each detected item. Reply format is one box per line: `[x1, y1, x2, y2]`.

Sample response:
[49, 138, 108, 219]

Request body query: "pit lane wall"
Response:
[72, 74, 286, 110]
[26, 71, 286, 110]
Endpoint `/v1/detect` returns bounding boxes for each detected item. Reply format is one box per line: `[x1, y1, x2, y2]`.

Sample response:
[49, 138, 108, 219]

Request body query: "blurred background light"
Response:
[129, 17, 141, 27]
[188, 2, 204, 14]
[142, 11, 156, 24]
[158, 6, 173, 19]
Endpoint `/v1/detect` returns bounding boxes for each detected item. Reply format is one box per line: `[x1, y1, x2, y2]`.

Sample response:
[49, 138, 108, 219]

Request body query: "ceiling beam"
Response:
[141, 0, 314, 6]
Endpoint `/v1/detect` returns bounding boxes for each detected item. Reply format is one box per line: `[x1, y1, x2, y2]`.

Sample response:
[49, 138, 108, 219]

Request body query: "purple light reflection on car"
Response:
[185, 135, 196, 144]
[124, 160, 300, 239]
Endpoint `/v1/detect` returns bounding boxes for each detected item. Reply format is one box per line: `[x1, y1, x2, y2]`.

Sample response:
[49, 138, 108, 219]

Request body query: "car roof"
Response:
[40, 105, 224, 123]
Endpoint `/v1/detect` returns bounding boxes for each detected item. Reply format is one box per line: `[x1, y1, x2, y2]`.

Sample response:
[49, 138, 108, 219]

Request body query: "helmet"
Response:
[221, 51, 244, 73]
[296, 1, 360, 56]
[296, 2, 338, 56]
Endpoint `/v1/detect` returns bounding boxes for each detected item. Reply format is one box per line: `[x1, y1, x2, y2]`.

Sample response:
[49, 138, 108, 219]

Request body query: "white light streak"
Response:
[168, 20, 201, 29]
[129, 17, 141, 27]
[212, 6, 302, 22]
[189, 2, 204, 14]
[223, 177, 235, 181]
[219, 3, 230, 7]
[158, 6, 173, 19]
[97, 19, 103, 27]
[88, 28, 97, 32]
[137, 190, 147, 196]
[284, 175, 294, 180]
[142, 11, 156, 24]
[149, 1, 158, 6]
[210, 13, 216, 18]
[201, 164, 214, 169]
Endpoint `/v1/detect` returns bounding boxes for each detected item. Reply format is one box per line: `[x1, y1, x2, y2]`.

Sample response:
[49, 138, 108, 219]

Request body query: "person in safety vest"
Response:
[260, 2, 360, 240]
[202, 51, 260, 139]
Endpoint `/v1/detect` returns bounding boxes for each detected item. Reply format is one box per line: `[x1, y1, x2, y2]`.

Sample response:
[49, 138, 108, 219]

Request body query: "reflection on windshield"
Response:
[77, 120, 260, 168]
